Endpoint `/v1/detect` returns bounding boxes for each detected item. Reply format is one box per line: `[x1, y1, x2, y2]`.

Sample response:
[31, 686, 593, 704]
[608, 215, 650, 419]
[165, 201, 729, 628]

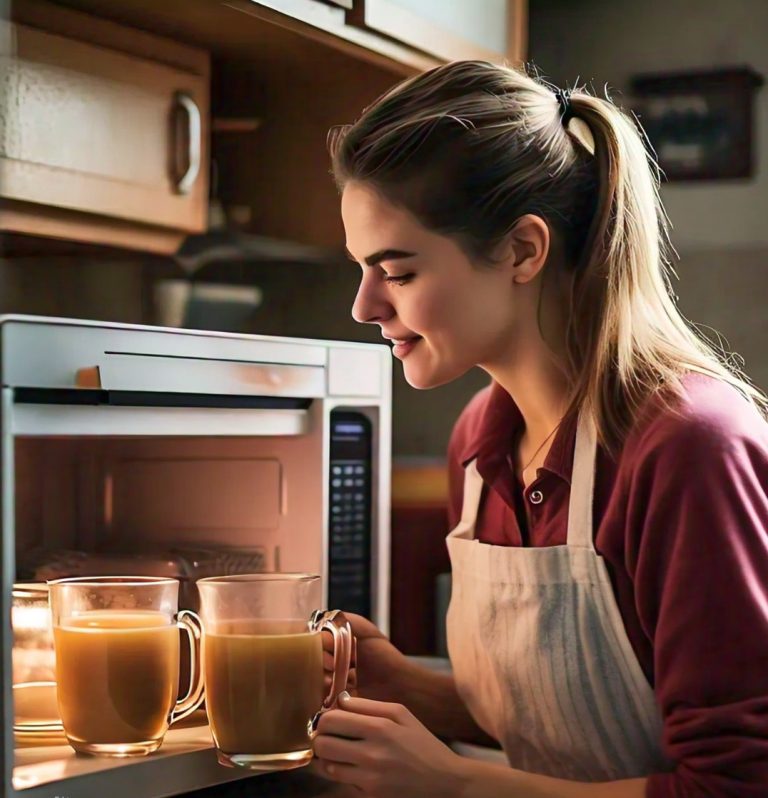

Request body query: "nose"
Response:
[351, 273, 394, 326]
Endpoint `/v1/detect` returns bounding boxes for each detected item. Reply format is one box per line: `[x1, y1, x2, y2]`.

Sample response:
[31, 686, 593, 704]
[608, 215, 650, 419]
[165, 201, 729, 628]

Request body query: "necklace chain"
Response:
[520, 419, 563, 476]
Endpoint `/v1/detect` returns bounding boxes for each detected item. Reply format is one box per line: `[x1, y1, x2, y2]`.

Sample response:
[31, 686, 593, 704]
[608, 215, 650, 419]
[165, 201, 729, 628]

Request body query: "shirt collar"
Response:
[459, 381, 577, 485]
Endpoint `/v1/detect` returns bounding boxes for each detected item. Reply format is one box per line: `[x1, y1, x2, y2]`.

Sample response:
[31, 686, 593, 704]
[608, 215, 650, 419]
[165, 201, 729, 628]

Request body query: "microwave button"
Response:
[333, 466, 343, 475]
[354, 479, 364, 487]
[343, 479, 354, 487]
[332, 478, 342, 488]
[343, 466, 355, 474]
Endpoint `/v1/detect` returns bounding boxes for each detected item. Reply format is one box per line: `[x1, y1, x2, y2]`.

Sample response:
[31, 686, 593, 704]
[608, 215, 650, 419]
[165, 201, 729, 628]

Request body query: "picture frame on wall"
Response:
[630, 66, 764, 182]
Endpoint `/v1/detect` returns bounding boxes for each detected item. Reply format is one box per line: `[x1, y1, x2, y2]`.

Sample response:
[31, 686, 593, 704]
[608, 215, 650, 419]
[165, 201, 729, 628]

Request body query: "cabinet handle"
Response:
[175, 91, 202, 195]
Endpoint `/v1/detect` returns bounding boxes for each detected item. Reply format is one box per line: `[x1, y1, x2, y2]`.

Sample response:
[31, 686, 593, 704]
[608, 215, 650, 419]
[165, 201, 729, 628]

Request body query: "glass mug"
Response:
[198, 573, 352, 771]
[48, 576, 205, 756]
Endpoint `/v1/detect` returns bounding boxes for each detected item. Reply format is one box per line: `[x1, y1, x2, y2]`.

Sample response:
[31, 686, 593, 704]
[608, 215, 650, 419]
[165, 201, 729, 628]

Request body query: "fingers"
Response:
[336, 694, 412, 724]
[313, 732, 362, 765]
[324, 667, 357, 693]
[343, 613, 386, 640]
[316, 696, 413, 740]
[322, 633, 356, 669]
[317, 707, 389, 739]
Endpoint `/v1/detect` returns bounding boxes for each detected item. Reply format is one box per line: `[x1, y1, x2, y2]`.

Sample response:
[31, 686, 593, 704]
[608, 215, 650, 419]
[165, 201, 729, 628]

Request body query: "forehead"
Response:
[341, 182, 424, 253]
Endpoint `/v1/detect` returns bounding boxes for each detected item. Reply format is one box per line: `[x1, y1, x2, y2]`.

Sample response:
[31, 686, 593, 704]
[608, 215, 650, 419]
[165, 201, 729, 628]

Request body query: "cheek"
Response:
[417, 279, 508, 344]
[410, 278, 471, 331]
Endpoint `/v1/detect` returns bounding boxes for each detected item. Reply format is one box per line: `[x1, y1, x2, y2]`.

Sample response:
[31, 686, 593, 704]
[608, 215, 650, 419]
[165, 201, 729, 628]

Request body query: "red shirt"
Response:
[447, 373, 768, 797]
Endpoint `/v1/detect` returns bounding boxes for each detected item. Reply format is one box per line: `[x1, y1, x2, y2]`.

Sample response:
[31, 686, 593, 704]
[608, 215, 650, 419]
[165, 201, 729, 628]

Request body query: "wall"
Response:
[530, 0, 768, 390]
[0, 256, 147, 322]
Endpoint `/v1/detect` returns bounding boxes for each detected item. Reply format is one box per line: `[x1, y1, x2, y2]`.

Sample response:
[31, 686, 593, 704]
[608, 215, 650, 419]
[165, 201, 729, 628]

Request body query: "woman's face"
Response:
[342, 181, 525, 390]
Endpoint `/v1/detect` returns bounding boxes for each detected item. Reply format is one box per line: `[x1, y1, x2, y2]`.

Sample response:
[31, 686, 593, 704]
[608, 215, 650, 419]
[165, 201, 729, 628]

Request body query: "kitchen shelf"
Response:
[14, 723, 246, 797]
[13, 722, 359, 798]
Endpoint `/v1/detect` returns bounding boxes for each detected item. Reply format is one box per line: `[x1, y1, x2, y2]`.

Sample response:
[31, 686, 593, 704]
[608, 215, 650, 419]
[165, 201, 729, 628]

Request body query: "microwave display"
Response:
[328, 410, 372, 618]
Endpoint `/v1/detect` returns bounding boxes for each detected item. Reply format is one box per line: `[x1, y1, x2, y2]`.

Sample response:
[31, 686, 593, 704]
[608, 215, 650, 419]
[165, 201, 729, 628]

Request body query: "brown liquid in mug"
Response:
[204, 619, 324, 755]
[54, 611, 179, 745]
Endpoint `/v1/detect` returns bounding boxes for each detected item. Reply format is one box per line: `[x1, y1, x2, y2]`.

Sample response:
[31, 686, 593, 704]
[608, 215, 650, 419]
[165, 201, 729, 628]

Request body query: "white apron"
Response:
[446, 410, 672, 780]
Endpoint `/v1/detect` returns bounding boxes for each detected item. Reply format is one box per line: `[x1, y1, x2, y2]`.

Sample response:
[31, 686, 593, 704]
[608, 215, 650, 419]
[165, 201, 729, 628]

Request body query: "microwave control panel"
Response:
[328, 410, 373, 618]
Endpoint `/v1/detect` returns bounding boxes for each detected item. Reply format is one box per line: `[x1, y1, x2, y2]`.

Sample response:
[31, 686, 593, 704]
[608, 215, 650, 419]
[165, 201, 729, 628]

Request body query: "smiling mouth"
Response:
[390, 336, 423, 358]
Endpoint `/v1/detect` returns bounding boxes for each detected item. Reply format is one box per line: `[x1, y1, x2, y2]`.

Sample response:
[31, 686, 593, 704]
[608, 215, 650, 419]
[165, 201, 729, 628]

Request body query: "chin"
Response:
[401, 361, 471, 390]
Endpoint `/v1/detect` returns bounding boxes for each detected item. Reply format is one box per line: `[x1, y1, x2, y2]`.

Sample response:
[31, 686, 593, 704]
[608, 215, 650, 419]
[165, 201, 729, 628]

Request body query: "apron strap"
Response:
[566, 409, 598, 549]
[460, 459, 485, 529]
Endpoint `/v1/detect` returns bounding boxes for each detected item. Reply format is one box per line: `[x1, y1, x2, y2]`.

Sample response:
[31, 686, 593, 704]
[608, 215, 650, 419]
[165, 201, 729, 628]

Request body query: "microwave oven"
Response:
[0, 314, 392, 798]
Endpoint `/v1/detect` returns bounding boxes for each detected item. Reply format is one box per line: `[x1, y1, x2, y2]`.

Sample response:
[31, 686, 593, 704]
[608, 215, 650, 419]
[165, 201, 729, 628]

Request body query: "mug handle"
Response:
[171, 609, 206, 723]
[310, 609, 353, 710]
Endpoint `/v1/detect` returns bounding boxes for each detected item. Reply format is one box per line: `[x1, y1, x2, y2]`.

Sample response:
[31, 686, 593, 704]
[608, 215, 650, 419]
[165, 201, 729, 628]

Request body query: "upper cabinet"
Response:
[252, 0, 526, 68]
[347, 0, 526, 63]
[0, 2, 210, 254]
[0, 0, 527, 255]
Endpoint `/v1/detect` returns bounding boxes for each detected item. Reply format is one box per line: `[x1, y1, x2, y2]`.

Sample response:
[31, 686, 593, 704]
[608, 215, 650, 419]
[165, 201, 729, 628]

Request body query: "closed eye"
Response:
[383, 273, 414, 286]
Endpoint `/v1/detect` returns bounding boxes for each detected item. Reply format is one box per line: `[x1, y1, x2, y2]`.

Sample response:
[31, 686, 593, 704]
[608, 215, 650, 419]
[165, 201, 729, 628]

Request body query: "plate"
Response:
[12, 681, 208, 747]
[13, 682, 67, 746]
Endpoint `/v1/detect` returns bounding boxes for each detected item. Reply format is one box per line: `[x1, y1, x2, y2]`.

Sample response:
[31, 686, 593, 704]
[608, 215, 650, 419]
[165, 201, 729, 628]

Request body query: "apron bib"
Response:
[446, 410, 672, 780]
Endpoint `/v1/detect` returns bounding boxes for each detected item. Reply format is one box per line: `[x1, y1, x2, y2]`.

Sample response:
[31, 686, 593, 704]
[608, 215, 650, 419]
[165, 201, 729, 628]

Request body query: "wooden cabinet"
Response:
[348, 0, 527, 64]
[0, 0, 528, 255]
[231, 0, 526, 72]
[0, 2, 210, 254]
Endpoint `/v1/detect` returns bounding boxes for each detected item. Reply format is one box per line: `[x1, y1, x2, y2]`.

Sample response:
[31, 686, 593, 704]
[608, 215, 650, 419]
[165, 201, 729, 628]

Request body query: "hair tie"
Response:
[555, 88, 574, 125]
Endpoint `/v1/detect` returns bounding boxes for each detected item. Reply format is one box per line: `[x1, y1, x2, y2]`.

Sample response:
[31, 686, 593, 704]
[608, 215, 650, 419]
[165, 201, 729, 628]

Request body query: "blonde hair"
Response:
[328, 60, 767, 455]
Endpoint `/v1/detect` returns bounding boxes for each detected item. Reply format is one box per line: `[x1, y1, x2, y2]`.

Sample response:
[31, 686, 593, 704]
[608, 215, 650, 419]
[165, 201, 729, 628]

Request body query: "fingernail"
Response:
[338, 690, 351, 704]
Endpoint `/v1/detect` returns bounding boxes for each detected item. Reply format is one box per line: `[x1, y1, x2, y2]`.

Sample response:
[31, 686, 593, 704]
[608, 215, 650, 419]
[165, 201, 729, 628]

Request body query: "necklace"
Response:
[519, 419, 563, 477]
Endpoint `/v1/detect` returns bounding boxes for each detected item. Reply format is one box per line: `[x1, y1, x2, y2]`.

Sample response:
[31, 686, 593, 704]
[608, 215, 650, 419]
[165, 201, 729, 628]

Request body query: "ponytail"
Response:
[563, 91, 767, 453]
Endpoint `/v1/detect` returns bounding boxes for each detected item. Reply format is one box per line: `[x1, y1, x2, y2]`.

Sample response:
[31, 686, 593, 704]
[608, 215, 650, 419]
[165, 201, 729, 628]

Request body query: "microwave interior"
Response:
[9, 403, 378, 791]
[13, 408, 375, 610]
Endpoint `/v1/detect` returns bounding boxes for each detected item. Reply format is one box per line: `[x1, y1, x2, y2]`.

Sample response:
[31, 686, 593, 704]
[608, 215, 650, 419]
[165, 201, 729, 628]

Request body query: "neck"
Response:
[483, 338, 571, 443]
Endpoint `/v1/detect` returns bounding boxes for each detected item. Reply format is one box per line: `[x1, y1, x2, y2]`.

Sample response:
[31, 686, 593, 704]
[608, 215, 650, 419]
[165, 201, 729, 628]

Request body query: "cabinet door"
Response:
[348, 0, 527, 63]
[0, 20, 209, 236]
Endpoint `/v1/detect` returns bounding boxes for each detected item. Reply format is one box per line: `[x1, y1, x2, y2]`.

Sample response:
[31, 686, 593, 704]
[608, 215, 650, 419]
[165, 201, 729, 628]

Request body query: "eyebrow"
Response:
[344, 247, 417, 267]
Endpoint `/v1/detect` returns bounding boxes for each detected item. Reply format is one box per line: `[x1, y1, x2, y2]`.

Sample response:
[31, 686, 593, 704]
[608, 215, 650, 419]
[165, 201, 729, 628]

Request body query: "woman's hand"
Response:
[313, 692, 470, 798]
[323, 613, 410, 702]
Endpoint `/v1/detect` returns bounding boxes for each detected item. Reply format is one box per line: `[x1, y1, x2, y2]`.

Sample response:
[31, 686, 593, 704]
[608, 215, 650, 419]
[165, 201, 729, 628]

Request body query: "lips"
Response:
[390, 336, 422, 359]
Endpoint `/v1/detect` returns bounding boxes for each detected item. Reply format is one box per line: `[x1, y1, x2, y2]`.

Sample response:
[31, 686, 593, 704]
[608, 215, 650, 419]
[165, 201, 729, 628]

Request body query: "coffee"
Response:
[204, 619, 324, 756]
[54, 611, 179, 747]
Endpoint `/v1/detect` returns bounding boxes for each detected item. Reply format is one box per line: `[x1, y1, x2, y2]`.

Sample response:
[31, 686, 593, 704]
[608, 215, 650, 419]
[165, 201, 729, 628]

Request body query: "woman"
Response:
[314, 61, 768, 797]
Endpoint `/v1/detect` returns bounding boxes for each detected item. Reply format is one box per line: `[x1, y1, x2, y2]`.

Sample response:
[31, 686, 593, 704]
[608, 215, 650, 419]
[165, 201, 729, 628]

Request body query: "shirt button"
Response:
[529, 489, 544, 505]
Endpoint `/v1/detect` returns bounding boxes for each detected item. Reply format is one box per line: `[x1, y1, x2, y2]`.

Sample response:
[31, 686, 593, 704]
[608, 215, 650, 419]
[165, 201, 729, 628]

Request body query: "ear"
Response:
[503, 214, 551, 284]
